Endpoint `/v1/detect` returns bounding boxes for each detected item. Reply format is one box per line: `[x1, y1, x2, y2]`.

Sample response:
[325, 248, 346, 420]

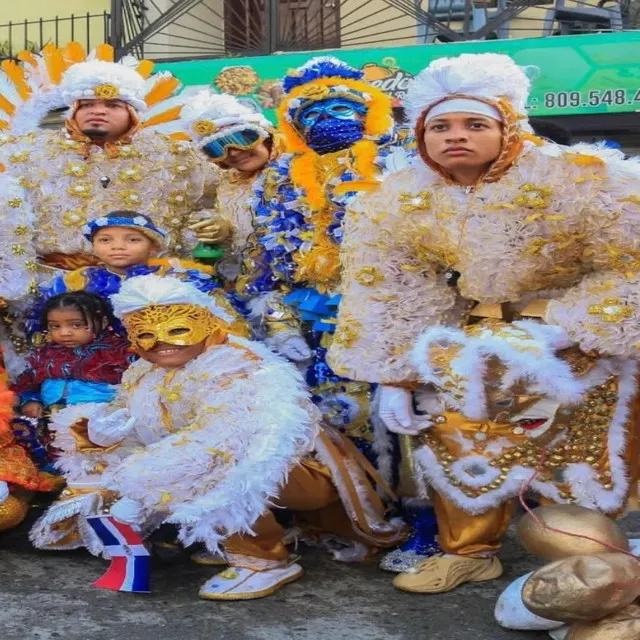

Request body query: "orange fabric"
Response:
[0, 386, 53, 491]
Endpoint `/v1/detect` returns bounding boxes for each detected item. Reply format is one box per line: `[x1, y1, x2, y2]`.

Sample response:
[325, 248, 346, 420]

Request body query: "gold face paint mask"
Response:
[123, 304, 226, 351]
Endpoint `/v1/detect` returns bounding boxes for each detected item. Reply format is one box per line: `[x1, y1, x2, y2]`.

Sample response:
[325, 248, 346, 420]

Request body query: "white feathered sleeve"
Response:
[328, 166, 460, 384]
[0, 173, 37, 303]
[544, 148, 640, 358]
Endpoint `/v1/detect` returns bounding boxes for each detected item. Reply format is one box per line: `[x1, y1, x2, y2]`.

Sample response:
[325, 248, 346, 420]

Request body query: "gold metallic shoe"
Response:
[393, 553, 503, 594]
[0, 495, 29, 531]
[191, 550, 228, 567]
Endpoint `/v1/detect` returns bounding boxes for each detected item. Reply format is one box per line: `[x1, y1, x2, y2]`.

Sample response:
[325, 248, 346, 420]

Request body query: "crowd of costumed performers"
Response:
[0, 41, 638, 634]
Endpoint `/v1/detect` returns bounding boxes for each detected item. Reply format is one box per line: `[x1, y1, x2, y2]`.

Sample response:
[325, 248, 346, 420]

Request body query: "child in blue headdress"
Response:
[26, 211, 222, 342]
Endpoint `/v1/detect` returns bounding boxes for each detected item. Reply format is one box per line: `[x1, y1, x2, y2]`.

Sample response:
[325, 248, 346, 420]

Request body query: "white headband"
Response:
[426, 98, 502, 123]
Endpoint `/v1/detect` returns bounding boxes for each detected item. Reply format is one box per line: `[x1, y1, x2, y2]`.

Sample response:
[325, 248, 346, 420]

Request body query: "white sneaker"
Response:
[198, 563, 304, 601]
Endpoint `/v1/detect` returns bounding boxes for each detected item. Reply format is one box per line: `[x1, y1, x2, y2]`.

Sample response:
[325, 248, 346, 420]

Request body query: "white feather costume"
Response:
[329, 53, 640, 522]
[0, 43, 220, 283]
[179, 89, 278, 284]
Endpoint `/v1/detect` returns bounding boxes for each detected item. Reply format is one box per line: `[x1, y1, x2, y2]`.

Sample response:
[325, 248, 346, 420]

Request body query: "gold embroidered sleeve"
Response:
[545, 159, 640, 358]
[0, 175, 38, 302]
[328, 169, 459, 384]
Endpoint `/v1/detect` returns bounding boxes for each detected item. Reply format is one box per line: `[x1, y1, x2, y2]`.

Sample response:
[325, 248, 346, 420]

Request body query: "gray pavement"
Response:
[2, 510, 639, 640]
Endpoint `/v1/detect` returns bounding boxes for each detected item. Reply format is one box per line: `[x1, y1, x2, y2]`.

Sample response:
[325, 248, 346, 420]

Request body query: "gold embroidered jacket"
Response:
[328, 143, 640, 384]
[0, 129, 218, 259]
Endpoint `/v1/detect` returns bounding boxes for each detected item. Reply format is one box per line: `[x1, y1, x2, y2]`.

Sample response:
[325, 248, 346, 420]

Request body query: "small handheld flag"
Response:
[85, 515, 151, 593]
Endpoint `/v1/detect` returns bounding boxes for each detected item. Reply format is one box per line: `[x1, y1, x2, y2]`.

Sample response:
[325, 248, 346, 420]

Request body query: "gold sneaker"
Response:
[393, 553, 503, 594]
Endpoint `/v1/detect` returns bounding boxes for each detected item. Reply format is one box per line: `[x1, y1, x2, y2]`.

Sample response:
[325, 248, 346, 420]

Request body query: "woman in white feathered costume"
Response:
[31, 272, 404, 600]
[328, 52, 640, 595]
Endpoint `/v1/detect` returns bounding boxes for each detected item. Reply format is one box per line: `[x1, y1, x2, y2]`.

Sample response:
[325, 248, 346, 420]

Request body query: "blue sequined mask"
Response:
[297, 97, 367, 154]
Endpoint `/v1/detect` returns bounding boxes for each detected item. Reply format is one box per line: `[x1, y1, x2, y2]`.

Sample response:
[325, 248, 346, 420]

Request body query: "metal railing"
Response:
[0, 12, 110, 59]
[0, 0, 636, 63]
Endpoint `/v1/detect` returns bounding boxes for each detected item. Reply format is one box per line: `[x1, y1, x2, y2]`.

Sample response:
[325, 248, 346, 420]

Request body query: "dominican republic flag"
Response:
[85, 515, 151, 593]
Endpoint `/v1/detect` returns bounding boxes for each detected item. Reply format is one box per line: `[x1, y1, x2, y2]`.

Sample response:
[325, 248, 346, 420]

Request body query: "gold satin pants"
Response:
[224, 459, 371, 569]
[430, 490, 515, 556]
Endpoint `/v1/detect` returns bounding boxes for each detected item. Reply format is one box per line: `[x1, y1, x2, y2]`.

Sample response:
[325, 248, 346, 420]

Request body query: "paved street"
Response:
[2, 510, 639, 640]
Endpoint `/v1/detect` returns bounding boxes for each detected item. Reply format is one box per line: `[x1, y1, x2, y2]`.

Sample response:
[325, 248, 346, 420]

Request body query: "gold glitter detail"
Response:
[94, 83, 119, 100]
[119, 166, 143, 182]
[399, 191, 432, 213]
[168, 191, 188, 207]
[193, 120, 217, 136]
[588, 298, 633, 323]
[64, 163, 87, 177]
[62, 210, 88, 227]
[355, 266, 384, 287]
[514, 183, 553, 210]
[8, 151, 30, 163]
[18, 176, 37, 189]
[120, 190, 142, 207]
[67, 181, 92, 198]
[333, 317, 363, 349]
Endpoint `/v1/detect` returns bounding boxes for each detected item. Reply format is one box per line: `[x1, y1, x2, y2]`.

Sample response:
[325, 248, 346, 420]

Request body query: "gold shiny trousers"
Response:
[224, 429, 406, 569]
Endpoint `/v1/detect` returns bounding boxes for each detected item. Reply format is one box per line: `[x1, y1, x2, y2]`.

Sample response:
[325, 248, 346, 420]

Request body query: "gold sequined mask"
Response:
[123, 304, 224, 351]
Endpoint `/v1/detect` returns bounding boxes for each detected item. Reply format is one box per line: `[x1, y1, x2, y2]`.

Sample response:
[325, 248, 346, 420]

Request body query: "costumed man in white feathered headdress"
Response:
[0, 43, 222, 312]
[235, 56, 416, 497]
[30, 271, 405, 600]
[178, 90, 285, 288]
[329, 52, 640, 594]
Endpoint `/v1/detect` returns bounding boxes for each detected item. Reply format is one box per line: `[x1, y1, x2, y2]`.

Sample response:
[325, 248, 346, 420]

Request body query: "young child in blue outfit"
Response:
[26, 211, 167, 342]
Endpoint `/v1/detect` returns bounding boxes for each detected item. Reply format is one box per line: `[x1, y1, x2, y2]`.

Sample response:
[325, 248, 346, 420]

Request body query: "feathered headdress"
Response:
[0, 42, 183, 135]
[111, 273, 232, 322]
[406, 53, 534, 183]
[180, 90, 273, 148]
[279, 56, 393, 151]
[405, 53, 532, 127]
[277, 56, 394, 211]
